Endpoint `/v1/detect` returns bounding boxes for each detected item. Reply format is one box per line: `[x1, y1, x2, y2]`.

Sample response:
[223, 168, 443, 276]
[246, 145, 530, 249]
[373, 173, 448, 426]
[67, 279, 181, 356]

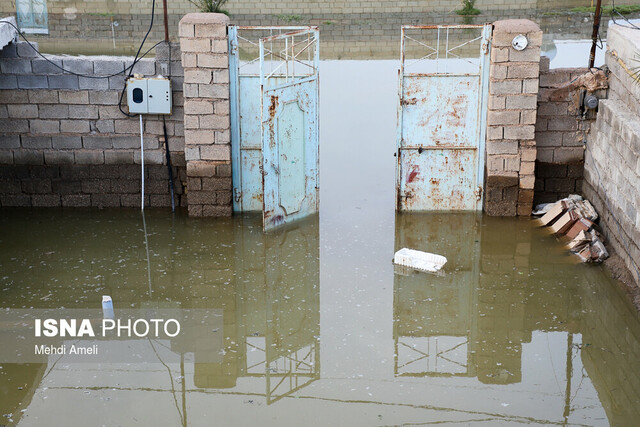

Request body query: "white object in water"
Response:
[393, 248, 447, 273]
[102, 295, 114, 319]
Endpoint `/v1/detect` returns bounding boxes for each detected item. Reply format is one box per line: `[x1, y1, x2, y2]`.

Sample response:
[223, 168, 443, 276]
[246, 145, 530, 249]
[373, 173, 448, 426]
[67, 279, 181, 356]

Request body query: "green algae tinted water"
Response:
[2, 60, 640, 426]
[1, 208, 640, 426]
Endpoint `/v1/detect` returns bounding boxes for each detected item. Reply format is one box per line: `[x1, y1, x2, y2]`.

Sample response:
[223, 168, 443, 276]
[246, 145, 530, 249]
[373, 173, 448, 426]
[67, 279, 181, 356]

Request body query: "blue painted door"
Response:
[260, 29, 319, 231]
[396, 25, 491, 211]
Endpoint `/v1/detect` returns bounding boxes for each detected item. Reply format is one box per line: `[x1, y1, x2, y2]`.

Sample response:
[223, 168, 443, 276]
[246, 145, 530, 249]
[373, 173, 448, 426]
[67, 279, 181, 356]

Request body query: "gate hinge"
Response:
[475, 185, 483, 201]
[230, 39, 238, 54]
[234, 187, 242, 203]
[481, 40, 489, 54]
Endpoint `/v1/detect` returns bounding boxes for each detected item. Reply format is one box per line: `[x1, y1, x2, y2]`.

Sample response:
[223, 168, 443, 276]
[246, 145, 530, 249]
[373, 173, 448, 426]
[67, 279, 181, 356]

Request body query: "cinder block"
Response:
[108, 76, 126, 90]
[491, 47, 509, 63]
[522, 79, 539, 94]
[184, 69, 212, 84]
[83, 135, 112, 149]
[554, 147, 584, 163]
[16, 42, 38, 58]
[214, 130, 231, 144]
[129, 59, 156, 76]
[487, 140, 518, 155]
[21, 136, 51, 149]
[32, 194, 61, 207]
[79, 76, 109, 90]
[39, 104, 69, 119]
[48, 75, 79, 89]
[95, 119, 115, 133]
[112, 136, 141, 149]
[200, 145, 230, 161]
[134, 150, 164, 165]
[93, 59, 126, 75]
[52, 136, 82, 149]
[62, 194, 91, 207]
[13, 149, 43, 164]
[198, 83, 229, 99]
[184, 100, 214, 114]
[59, 90, 88, 104]
[547, 117, 577, 131]
[490, 80, 522, 95]
[0, 135, 21, 148]
[75, 150, 105, 164]
[62, 58, 93, 74]
[180, 38, 210, 53]
[60, 120, 90, 133]
[199, 114, 229, 130]
[197, 54, 228, 68]
[31, 58, 64, 74]
[509, 46, 541, 62]
[7, 104, 38, 118]
[105, 151, 134, 164]
[17, 75, 48, 89]
[507, 63, 539, 79]
[505, 94, 538, 110]
[487, 110, 519, 126]
[30, 119, 59, 134]
[44, 151, 75, 165]
[1, 59, 32, 74]
[89, 91, 119, 105]
[29, 90, 59, 103]
[68, 105, 99, 119]
[0, 75, 18, 89]
[503, 125, 535, 140]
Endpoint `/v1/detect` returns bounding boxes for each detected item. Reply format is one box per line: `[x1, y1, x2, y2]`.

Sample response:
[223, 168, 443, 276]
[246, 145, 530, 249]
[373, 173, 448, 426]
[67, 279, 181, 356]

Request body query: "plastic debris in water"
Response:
[393, 248, 447, 274]
[102, 295, 114, 319]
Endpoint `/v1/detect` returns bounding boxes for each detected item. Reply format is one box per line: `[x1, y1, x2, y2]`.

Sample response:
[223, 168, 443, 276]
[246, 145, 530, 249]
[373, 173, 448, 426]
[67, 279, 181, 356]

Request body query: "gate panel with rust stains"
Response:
[229, 26, 319, 231]
[396, 25, 491, 211]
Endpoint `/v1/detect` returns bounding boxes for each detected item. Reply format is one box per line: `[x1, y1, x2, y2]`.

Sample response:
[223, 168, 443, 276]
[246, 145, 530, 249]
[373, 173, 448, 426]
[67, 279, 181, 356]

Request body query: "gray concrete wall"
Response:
[583, 25, 640, 286]
[0, 41, 187, 208]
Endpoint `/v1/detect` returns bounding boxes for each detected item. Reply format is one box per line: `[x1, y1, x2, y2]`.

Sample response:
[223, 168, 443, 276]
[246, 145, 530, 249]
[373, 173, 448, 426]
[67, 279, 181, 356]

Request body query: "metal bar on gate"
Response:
[400, 146, 478, 150]
[401, 24, 487, 29]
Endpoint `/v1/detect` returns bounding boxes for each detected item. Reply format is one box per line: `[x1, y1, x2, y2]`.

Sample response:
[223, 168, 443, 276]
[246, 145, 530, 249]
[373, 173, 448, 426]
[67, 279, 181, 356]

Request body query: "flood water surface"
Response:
[2, 59, 640, 426]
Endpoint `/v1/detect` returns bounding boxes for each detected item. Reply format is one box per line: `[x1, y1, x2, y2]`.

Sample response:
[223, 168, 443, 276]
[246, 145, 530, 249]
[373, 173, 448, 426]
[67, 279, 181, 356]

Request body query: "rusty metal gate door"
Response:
[396, 25, 491, 211]
[229, 26, 319, 231]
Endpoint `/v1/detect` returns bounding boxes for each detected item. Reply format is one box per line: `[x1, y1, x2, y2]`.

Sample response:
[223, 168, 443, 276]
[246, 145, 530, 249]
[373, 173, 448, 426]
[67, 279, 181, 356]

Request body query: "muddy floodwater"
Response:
[2, 60, 640, 426]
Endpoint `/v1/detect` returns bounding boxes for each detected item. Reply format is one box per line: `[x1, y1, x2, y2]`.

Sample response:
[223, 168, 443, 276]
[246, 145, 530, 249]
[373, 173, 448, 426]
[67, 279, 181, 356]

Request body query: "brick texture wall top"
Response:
[179, 13, 232, 217]
[484, 19, 542, 217]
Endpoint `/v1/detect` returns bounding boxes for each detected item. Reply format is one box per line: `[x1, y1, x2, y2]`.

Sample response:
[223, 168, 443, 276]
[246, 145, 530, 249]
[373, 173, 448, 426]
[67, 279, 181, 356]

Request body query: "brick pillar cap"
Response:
[179, 13, 230, 26]
[494, 19, 541, 34]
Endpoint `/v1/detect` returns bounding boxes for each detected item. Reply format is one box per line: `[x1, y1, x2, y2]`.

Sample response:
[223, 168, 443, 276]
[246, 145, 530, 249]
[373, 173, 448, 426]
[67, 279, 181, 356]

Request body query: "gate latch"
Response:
[475, 185, 483, 201]
[233, 187, 242, 203]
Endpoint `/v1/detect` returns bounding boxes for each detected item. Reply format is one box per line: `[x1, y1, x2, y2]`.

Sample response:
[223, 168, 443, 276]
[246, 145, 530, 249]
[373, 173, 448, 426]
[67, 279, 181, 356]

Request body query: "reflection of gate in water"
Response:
[234, 215, 320, 403]
[396, 25, 491, 211]
[393, 213, 481, 378]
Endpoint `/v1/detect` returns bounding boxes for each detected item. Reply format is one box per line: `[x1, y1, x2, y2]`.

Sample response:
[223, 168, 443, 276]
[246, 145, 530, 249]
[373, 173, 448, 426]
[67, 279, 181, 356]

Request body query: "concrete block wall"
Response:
[583, 25, 640, 286]
[179, 13, 232, 217]
[484, 19, 542, 216]
[0, 41, 186, 208]
[533, 62, 597, 205]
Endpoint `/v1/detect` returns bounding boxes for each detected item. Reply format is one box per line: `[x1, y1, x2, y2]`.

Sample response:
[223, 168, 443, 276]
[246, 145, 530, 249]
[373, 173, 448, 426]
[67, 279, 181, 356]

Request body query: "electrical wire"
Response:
[0, 19, 161, 79]
[119, 0, 159, 117]
[609, 0, 640, 31]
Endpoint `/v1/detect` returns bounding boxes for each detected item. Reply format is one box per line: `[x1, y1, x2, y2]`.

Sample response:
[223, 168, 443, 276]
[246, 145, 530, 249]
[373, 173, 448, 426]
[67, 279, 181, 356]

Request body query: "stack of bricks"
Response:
[484, 19, 542, 216]
[179, 13, 232, 217]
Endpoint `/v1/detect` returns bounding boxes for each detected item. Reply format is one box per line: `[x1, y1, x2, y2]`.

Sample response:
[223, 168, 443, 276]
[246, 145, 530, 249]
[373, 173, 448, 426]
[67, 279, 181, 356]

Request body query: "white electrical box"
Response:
[126, 76, 172, 115]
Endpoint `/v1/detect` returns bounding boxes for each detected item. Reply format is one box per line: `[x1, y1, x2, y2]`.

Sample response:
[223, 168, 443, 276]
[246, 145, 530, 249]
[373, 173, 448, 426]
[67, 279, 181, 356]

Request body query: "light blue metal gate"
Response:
[229, 26, 319, 231]
[396, 25, 491, 211]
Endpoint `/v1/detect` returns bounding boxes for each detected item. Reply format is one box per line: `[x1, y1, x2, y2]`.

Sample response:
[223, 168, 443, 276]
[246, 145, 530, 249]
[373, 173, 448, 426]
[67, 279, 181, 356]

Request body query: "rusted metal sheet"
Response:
[229, 26, 320, 227]
[396, 24, 491, 211]
[261, 28, 319, 231]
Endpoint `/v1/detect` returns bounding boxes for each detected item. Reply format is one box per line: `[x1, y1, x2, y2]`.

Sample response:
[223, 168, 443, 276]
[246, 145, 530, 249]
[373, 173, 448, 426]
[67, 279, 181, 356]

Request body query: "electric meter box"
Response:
[126, 76, 172, 115]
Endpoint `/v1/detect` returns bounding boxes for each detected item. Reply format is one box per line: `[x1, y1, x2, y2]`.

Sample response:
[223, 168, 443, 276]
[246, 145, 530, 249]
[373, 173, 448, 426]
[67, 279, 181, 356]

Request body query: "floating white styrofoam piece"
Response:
[102, 295, 114, 319]
[393, 248, 447, 273]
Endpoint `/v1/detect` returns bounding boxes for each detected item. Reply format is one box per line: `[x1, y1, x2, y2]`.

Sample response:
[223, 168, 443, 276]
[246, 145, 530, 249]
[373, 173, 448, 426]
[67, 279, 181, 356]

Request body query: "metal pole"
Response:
[163, 0, 169, 42]
[140, 114, 145, 210]
[588, 0, 603, 68]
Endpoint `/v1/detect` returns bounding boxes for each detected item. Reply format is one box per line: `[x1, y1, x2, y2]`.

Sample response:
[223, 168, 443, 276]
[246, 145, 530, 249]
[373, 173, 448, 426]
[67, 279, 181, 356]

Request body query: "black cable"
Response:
[609, 0, 640, 30]
[162, 115, 176, 212]
[0, 20, 161, 79]
[118, 0, 160, 117]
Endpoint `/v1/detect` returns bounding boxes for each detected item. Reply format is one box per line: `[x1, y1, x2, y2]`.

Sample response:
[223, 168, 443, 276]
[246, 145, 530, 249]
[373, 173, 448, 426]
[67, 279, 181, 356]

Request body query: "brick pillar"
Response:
[485, 20, 542, 216]
[179, 13, 232, 217]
